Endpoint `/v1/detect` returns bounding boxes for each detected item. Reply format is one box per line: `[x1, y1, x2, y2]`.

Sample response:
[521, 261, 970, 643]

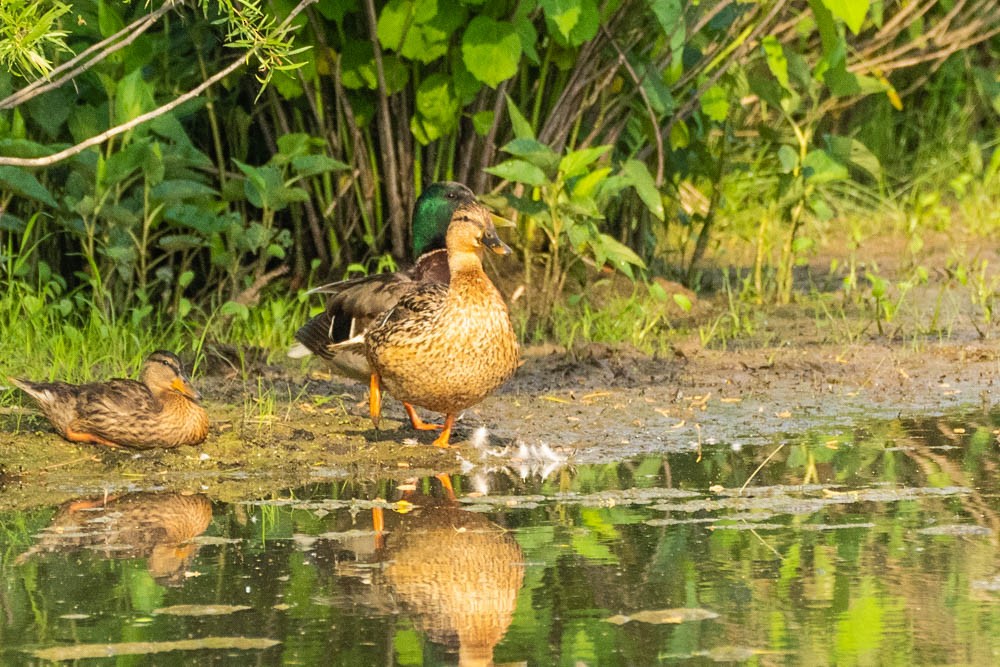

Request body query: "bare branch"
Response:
[0, 0, 318, 169]
[0, 0, 184, 111]
[363, 0, 405, 259]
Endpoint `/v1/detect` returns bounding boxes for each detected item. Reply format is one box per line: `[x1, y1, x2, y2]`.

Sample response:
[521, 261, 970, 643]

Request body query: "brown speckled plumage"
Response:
[10, 350, 209, 449]
[363, 201, 519, 446]
[381, 492, 524, 665]
[293, 181, 475, 381]
[14, 492, 213, 585]
[293, 249, 450, 381]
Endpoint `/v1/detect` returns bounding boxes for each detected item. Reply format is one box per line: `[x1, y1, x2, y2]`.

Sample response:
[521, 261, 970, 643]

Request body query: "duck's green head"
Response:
[411, 181, 476, 258]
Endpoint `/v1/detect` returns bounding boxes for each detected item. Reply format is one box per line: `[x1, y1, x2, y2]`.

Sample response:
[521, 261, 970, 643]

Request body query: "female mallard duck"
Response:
[10, 350, 209, 449]
[361, 201, 519, 447]
[291, 181, 476, 382]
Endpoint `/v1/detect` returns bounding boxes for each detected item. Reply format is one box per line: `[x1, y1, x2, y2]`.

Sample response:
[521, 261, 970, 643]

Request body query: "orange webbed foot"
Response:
[435, 473, 456, 500]
[65, 427, 123, 449]
[404, 403, 444, 431]
[430, 414, 456, 448]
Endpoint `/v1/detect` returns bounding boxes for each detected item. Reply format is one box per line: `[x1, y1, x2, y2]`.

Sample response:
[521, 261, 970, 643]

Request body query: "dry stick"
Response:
[0, 0, 318, 168]
[362, 0, 405, 260]
[474, 81, 510, 193]
[859, 21, 1000, 74]
[0, 55, 247, 167]
[738, 442, 785, 497]
[0, 0, 182, 110]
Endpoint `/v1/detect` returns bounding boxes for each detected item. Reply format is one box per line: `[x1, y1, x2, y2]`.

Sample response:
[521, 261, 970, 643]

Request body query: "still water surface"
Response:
[3, 410, 1000, 665]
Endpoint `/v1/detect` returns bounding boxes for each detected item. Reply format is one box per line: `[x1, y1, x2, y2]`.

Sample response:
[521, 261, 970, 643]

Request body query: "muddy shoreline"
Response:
[3, 327, 998, 513]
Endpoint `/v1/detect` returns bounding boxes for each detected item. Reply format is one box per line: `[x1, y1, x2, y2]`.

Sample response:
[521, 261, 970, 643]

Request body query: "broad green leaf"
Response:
[340, 40, 376, 89]
[98, 0, 125, 39]
[0, 213, 26, 232]
[572, 167, 611, 199]
[450, 49, 483, 103]
[820, 0, 869, 34]
[809, 195, 834, 221]
[0, 166, 57, 207]
[115, 68, 156, 125]
[648, 0, 682, 35]
[220, 301, 251, 320]
[235, 161, 285, 210]
[462, 17, 521, 88]
[472, 110, 494, 136]
[777, 145, 798, 173]
[540, 0, 582, 41]
[0, 138, 53, 159]
[762, 36, 790, 92]
[501, 138, 560, 174]
[504, 95, 536, 140]
[25, 87, 74, 138]
[819, 38, 861, 97]
[291, 154, 351, 178]
[514, 16, 540, 63]
[825, 135, 881, 179]
[413, 73, 460, 139]
[621, 159, 664, 221]
[802, 149, 848, 184]
[700, 84, 729, 122]
[485, 159, 548, 186]
[559, 145, 610, 179]
[673, 293, 693, 312]
[276, 133, 315, 159]
[378, 0, 466, 63]
[541, 0, 599, 46]
[376, 0, 421, 51]
[102, 140, 151, 188]
[316, 0, 359, 24]
[594, 232, 646, 271]
[151, 180, 217, 203]
[669, 120, 689, 149]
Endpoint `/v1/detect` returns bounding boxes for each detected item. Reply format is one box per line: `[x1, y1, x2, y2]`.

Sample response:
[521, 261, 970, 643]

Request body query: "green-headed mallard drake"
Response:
[10, 350, 209, 449]
[291, 181, 477, 383]
[361, 200, 519, 447]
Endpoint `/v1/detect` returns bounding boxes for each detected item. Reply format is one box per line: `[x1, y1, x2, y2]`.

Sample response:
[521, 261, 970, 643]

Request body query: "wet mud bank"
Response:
[2, 334, 998, 512]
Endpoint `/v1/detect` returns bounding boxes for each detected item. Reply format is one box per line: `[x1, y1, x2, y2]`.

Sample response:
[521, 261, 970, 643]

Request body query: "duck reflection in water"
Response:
[15, 492, 212, 585]
[336, 474, 524, 667]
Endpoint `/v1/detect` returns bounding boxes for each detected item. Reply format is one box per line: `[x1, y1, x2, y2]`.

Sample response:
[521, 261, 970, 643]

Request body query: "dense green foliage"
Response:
[0, 0, 998, 373]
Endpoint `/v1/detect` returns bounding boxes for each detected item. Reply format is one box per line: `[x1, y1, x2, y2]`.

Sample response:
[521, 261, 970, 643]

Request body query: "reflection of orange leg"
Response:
[65, 426, 122, 449]
[435, 473, 456, 500]
[430, 414, 456, 448]
[372, 507, 385, 550]
[369, 374, 382, 428]
[404, 403, 443, 431]
[66, 496, 120, 512]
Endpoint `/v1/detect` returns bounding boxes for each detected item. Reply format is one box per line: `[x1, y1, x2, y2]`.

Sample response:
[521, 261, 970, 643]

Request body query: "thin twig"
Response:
[0, 0, 183, 110]
[739, 442, 785, 496]
[0, 0, 318, 168]
[362, 0, 405, 259]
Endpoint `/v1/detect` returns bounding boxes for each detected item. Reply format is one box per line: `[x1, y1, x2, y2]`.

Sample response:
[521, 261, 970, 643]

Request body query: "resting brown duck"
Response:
[291, 181, 477, 382]
[14, 492, 213, 585]
[360, 201, 519, 447]
[10, 350, 209, 449]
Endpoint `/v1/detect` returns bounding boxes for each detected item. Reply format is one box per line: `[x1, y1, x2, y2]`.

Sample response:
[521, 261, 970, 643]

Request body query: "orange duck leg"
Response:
[369, 374, 383, 429]
[65, 426, 124, 449]
[430, 414, 456, 448]
[404, 403, 444, 431]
